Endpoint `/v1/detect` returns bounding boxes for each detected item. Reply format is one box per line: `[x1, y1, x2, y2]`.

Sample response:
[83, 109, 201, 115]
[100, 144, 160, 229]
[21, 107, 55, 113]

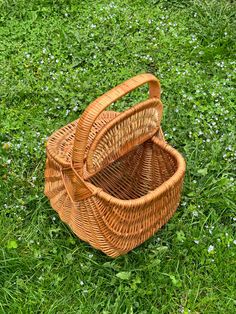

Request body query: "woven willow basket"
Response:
[45, 74, 186, 257]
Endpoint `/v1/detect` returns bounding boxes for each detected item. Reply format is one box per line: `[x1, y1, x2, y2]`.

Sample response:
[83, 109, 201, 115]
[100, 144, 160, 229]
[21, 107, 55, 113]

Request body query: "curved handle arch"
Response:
[72, 73, 161, 176]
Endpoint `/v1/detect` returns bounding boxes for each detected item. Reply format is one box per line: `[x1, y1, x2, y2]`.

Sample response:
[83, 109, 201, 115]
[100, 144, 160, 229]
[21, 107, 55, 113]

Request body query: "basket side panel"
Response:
[65, 176, 184, 258]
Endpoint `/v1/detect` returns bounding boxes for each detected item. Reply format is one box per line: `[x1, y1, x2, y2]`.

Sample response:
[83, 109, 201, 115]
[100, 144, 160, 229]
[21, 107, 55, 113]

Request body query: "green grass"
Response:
[0, 0, 236, 313]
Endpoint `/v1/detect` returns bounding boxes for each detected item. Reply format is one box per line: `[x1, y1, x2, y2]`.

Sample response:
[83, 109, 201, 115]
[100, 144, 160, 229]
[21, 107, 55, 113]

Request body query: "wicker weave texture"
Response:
[45, 74, 186, 257]
[86, 97, 162, 177]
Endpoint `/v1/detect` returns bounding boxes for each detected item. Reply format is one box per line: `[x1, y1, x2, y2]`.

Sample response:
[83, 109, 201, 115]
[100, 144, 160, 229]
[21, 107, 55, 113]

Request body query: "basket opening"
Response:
[88, 139, 178, 200]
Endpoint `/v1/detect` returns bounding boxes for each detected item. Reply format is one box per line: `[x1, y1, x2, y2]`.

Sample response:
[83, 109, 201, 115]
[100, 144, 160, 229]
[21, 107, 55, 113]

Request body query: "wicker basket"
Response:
[44, 74, 186, 257]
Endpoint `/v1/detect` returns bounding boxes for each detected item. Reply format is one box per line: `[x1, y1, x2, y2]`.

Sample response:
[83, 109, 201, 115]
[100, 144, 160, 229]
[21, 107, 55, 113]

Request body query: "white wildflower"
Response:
[208, 245, 214, 253]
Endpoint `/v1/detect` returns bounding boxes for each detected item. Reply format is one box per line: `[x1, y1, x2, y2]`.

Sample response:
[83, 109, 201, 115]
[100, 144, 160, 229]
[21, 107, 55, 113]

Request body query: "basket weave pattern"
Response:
[45, 74, 186, 257]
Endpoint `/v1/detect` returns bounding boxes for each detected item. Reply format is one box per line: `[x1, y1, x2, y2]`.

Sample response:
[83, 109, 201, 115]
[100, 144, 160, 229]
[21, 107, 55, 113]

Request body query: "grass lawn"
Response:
[0, 0, 235, 313]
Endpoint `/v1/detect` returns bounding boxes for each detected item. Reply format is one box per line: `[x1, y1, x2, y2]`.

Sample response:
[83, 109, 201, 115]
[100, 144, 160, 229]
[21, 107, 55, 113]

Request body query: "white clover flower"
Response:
[208, 245, 214, 253]
[194, 240, 199, 244]
[80, 280, 84, 286]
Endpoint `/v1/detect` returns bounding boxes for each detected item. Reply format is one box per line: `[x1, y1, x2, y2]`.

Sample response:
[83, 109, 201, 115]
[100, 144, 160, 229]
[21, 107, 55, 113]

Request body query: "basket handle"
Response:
[72, 73, 161, 176]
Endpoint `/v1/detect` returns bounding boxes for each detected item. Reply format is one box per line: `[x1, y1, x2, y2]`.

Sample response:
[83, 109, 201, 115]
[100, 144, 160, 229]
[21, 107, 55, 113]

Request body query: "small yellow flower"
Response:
[2, 142, 11, 150]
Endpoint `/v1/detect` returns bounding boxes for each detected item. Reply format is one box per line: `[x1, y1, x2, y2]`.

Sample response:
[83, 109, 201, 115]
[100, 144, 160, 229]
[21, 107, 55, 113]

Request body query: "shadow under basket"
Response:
[45, 74, 186, 257]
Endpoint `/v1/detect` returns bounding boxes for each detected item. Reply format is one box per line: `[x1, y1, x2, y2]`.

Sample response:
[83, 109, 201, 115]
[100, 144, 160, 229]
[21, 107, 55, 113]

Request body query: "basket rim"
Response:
[46, 122, 186, 207]
[86, 136, 186, 207]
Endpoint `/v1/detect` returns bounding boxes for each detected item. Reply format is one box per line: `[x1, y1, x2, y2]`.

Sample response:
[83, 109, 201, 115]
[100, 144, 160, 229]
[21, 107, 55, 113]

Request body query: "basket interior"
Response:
[88, 138, 178, 200]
